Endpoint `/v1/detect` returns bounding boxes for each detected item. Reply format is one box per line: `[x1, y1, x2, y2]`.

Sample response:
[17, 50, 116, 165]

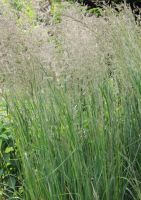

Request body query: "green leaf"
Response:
[0, 169, 4, 176]
[0, 133, 9, 140]
[8, 176, 16, 189]
[0, 190, 3, 196]
[5, 147, 14, 153]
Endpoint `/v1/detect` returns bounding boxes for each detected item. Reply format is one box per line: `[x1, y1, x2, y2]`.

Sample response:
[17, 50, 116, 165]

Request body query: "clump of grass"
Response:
[2, 3, 141, 200]
[9, 65, 141, 199]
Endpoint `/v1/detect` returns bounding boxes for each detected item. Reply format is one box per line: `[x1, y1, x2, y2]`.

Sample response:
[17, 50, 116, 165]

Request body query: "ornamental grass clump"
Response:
[2, 4, 141, 200]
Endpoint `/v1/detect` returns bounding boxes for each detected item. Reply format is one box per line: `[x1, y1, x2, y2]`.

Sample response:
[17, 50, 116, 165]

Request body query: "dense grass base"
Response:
[8, 72, 141, 199]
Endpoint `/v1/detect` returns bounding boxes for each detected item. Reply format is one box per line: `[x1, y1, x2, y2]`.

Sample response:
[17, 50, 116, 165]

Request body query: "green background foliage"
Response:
[0, 100, 22, 199]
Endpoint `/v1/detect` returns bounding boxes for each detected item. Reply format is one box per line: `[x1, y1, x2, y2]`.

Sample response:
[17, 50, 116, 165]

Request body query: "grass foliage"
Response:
[1, 2, 141, 199]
